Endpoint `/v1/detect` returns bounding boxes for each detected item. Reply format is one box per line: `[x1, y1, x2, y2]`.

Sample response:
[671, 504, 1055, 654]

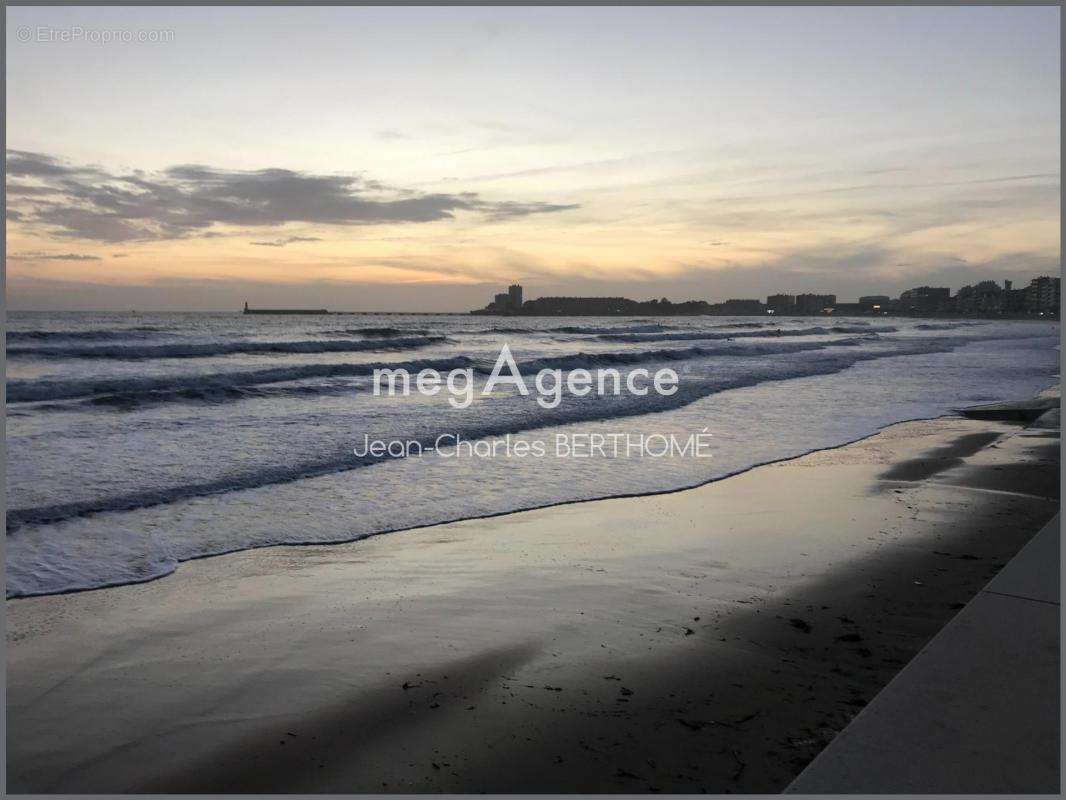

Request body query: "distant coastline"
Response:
[470, 277, 1062, 319]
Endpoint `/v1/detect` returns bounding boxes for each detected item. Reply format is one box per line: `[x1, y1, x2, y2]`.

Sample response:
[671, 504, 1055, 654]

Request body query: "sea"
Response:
[5, 311, 1060, 597]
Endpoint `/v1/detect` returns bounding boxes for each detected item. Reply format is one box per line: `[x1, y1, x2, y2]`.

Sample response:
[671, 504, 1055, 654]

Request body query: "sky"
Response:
[5, 5, 1061, 311]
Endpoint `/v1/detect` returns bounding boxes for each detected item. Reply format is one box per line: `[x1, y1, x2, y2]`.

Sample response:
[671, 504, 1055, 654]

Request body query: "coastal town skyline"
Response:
[235, 272, 1061, 318]
[469, 274, 1062, 317]
[7, 6, 1060, 311]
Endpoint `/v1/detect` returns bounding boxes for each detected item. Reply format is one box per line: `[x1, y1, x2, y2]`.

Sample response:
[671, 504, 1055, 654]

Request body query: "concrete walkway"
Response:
[787, 513, 1060, 793]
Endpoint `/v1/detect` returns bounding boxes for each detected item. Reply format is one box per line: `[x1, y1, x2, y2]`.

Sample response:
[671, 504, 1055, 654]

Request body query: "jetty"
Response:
[243, 302, 328, 315]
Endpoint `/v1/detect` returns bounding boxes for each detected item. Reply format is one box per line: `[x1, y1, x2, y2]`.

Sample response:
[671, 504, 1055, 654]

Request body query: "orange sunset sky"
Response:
[6, 6, 1060, 310]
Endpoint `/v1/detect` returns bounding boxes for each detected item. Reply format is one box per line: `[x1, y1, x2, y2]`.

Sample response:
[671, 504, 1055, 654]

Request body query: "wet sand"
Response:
[6, 414, 1059, 793]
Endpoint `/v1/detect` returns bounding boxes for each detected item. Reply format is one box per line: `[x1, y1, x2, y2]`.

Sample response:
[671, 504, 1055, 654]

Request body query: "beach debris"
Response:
[543, 685, 563, 691]
[603, 674, 621, 681]
[401, 681, 422, 690]
[616, 768, 642, 780]
[835, 633, 862, 643]
[788, 618, 812, 633]
[620, 687, 634, 696]
[684, 627, 695, 636]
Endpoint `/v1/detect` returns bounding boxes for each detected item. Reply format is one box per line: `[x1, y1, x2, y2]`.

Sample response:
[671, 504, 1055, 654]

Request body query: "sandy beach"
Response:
[6, 412, 1059, 793]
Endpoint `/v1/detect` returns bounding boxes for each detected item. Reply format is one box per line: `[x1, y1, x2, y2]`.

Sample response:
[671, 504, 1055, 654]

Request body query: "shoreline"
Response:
[4, 419, 947, 601]
[7, 410, 1060, 792]
[8, 390, 1057, 601]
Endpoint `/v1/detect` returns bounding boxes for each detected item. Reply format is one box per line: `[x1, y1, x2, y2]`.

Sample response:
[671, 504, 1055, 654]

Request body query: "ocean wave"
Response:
[4, 336, 961, 547]
[913, 322, 970, 330]
[517, 338, 851, 373]
[6, 335, 447, 360]
[7, 326, 173, 342]
[8, 338, 860, 407]
[551, 323, 675, 335]
[708, 321, 773, 329]
[456, 326, 536, 335]
[457, 323, 677, 336]
[598, 325, 897, 343]
[326, 326, 432, 337]
[7, 356, 479, 403]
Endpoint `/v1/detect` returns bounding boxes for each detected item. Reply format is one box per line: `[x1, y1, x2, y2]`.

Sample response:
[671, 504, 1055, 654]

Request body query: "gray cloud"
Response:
[9, 251, 102, 262]
[249, 236, 324, 247]
[6, 182, 62, 197]
[6, 149, 102, 178]
[5, 149, 579, 243]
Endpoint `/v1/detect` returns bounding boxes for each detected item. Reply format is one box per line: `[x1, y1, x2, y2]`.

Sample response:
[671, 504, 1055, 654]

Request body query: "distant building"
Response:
[858, 295, 891, 312]
[1002, 279, 1028, 314]
[794, 293, 836, 314]
[1025, 276, 1061, 314]
[831, 302, 864, 316]
[473, 293, 711, 316]
[898, 286, 950, 314]
[975, 281, 1003, 313]
[710, 298, 764, 315]
[766, 294, 795, 314]
[508, 284, 523, 311]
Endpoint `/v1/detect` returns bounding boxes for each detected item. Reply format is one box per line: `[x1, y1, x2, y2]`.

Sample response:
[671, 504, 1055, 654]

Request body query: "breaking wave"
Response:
[598, 325, 897, 342]
[7, 335, 447, 360]
[5, 336, 963, 537]
[325, 326, 432, 337]
[7, 326, 174, 342]
[8, 338, 863, 406]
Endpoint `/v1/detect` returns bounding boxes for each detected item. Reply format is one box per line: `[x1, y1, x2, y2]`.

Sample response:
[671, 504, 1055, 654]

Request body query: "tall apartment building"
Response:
[794, 293, 836, 314]
[766, 294, 795, 314]
[858, 295, 890, 311]
[1025, 276, 1061, 313]
[898, 286, 950, 313]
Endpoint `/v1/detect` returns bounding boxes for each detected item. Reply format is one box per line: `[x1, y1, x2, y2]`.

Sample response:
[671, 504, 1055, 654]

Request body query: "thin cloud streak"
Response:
[8, 251, 103, 262]
[249, 236, 324, 248]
